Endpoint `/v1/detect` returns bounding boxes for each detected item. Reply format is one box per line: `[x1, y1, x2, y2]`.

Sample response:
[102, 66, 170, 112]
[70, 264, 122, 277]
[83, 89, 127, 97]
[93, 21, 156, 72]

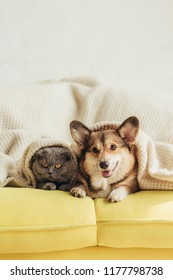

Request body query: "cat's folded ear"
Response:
[62, 152, 72, 161]
[30, 148, 47, 165]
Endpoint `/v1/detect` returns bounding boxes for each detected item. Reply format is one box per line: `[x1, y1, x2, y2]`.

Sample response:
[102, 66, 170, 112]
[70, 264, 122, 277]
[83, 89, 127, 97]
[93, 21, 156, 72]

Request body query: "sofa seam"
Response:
[97, 218, 173, 224]
[0, 223, 96, 232]
[93, 200, 99, 246]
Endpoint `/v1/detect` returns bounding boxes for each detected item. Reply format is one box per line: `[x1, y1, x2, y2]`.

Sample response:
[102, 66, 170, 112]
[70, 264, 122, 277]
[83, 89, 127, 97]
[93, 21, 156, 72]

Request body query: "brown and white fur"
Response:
[70, 116, 139, 202]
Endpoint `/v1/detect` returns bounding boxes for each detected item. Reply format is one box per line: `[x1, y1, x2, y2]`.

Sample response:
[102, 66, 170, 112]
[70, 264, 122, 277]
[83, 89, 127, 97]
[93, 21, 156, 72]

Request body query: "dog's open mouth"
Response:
[101, 170, 113, 178]
[101, 162, 118, 178]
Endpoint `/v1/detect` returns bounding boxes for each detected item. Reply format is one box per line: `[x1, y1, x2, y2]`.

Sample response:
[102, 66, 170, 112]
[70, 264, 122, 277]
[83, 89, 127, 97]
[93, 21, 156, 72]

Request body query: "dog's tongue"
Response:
[102, 170, 112, 178]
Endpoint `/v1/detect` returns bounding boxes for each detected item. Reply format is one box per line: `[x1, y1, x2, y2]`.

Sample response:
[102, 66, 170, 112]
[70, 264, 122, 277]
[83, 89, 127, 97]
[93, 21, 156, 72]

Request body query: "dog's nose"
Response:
[99, 161, 109, 170]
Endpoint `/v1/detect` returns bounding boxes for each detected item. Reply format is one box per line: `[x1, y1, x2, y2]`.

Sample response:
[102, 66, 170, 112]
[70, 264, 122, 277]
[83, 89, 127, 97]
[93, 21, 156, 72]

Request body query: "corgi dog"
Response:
[70, 116, 139, 202]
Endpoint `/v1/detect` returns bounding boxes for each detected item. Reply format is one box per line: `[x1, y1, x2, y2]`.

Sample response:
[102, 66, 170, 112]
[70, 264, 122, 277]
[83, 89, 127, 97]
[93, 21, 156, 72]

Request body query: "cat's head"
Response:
[31, 146, 77, 183]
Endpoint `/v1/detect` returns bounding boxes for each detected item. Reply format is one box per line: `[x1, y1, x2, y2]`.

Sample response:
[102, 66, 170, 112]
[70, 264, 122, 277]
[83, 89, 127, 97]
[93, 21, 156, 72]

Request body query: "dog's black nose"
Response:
[99, 161, 109, 170]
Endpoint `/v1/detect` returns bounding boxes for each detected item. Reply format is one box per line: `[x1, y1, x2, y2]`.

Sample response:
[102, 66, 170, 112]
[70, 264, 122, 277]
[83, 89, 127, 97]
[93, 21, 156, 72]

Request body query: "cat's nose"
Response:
[48, 171, 53, 176]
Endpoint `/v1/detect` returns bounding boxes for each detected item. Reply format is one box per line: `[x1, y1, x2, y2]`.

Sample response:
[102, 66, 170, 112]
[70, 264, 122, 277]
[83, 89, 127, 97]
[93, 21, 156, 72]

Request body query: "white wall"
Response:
[0, 0, 173, 90]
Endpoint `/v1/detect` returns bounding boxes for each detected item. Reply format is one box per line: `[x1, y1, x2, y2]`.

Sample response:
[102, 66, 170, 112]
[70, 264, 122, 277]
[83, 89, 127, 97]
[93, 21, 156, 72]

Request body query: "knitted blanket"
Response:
[0, 76, 173, 190]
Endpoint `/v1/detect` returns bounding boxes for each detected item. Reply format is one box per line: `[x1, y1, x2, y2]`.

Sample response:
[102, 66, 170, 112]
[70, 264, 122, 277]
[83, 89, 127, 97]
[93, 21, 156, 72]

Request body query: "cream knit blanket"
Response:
[0, 76, 173, 190]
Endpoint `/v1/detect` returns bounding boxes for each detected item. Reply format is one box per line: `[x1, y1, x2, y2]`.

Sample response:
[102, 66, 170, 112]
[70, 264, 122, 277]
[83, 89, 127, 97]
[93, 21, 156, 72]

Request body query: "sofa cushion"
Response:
[95, 190, 173, 249]
[0, 188, 97, 254]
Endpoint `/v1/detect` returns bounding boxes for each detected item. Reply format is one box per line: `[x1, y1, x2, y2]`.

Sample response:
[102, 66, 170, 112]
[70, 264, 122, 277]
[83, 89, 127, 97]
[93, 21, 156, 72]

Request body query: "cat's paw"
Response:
[70, 187, 86, 198]
[59, 183, 71, 191]
[43, 182, 56, 191]
[108, 186, 128, 202]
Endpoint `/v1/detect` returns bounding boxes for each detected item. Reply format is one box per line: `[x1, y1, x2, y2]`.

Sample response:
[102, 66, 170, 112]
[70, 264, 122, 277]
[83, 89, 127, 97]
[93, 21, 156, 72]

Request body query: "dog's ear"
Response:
[116, 116, 139, 147]
[70, 120, 91, 150]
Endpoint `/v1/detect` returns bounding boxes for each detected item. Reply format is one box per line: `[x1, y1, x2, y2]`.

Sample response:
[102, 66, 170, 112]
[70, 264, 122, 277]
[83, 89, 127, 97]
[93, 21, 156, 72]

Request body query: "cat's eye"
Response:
[55, 163, 61, 169]
[42, 163, 48, 168]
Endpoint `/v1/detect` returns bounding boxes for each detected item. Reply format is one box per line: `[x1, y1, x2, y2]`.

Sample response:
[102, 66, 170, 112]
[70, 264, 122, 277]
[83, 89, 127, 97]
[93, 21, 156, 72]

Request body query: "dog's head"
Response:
[70, 116, 139, 179]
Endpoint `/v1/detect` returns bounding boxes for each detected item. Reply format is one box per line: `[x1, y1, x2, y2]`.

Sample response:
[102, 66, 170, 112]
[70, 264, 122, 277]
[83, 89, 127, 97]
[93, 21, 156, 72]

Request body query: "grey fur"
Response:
[31, 146, 77, 191]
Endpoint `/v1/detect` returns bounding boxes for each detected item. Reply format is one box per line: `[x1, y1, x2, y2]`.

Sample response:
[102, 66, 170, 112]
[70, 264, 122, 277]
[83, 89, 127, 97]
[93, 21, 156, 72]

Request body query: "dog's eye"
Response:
[92, 147, 99, 154]
[110, 144, 116, 150]
[42, 163, 48, 168]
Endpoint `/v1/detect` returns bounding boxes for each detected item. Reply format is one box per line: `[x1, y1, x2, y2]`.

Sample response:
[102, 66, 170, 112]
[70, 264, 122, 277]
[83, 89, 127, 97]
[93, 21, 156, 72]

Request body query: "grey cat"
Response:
[31, 146, 77, 190]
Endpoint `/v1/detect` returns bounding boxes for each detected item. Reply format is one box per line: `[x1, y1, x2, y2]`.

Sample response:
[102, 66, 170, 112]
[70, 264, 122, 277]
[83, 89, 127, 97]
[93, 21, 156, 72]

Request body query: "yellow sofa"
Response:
[0, 77, 173, 260]
[1, 188, 173, 260]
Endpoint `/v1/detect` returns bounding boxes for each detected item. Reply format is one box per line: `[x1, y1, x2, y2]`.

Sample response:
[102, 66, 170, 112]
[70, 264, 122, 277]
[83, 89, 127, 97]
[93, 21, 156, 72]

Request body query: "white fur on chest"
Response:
[90, 173, 107, 190]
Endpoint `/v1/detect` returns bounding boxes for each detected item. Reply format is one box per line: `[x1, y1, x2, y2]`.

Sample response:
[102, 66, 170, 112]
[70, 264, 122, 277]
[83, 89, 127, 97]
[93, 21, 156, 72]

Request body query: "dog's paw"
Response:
[108, 186, 128, 202]
[43, 182, 56, 191]
[70, 187, 86, 198]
